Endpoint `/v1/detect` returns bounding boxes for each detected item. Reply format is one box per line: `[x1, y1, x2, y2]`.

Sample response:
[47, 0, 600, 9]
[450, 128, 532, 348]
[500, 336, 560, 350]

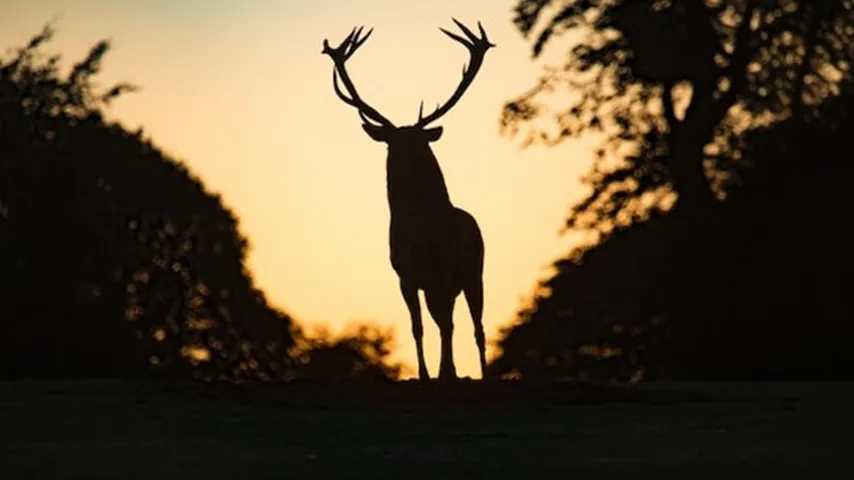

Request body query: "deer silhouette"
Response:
[323, 20, 494, 380]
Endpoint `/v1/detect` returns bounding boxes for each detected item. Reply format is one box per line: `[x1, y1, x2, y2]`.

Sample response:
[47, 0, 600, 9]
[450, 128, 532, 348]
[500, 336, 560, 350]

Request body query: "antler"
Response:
[415, 19, 495, 128]
[323, 27, 395, 127]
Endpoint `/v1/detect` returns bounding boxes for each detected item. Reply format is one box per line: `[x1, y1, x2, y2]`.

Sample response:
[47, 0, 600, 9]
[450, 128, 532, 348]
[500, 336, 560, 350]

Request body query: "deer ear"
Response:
[362, 123, 389, 142]
[424, 126, 443, 142]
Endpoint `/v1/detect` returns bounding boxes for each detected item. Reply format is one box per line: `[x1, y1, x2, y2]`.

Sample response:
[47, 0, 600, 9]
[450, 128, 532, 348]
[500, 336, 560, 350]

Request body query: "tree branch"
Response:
[662, 81, 679, 133]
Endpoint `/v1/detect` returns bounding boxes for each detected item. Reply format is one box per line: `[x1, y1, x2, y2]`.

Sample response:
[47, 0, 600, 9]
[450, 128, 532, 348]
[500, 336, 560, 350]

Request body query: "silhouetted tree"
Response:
[0, 26, 293, 380]
[503, 0, 853, 230]
[492, 1, 854, 381]
[492, 87, 854, 381]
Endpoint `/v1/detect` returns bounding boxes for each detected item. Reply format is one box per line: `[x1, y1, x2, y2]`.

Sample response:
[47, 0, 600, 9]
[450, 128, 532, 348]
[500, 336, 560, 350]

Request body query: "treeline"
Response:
[6, 1, 852, 383]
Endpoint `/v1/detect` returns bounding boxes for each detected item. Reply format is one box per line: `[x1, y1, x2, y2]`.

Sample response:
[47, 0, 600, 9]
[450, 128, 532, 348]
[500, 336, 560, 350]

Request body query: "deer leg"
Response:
[464, 278, 487, 379]
[400, 280, 429, 380]
[426, 290, 456, 381]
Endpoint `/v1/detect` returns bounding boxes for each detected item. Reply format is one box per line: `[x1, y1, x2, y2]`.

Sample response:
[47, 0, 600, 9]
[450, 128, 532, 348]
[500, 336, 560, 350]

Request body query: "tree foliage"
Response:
[502, 0, 853, 233]
[0, 26, 293, 380]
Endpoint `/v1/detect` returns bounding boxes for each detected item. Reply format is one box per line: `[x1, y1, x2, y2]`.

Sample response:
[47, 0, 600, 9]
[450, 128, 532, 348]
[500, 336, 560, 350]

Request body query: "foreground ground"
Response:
[2, 379, 852, 479]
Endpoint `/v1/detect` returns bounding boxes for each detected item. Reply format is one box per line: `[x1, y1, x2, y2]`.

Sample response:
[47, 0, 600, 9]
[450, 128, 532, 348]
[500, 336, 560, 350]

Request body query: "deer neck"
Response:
[386, 145, 452, 218]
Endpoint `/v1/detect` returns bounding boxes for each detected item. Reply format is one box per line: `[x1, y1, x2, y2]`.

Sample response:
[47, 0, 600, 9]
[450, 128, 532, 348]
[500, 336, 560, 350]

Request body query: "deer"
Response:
[322, 20, 494, 381]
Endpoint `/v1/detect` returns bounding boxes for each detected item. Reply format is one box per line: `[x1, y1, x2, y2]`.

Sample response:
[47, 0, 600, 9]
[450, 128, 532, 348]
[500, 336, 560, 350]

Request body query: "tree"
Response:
[491, 1, 854, 380]
[502, 0, 853, 233]
[492, 89, 854, 381]
[0, 26, 294, 380]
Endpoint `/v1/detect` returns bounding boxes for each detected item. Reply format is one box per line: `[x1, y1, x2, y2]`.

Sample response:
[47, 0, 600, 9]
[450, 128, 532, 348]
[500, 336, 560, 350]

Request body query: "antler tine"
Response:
[418, 100, 425, 123]
[478, 21, 496, 47]
[345, 26, 358, 43]
[345, 26, 367, 58]
[344, 26, 361, 55]
[452, 18, 479, 44]
[340, 27, 358, 52]
[348, 27, 373, 57]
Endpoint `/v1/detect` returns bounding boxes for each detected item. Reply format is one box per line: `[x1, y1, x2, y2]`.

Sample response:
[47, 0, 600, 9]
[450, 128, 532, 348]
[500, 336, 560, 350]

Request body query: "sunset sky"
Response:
[1, 0, 595, 378]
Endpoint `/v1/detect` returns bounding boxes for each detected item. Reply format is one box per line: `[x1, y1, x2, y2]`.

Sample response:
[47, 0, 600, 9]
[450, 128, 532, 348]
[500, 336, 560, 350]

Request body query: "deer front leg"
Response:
[400, 280, 429, 380]
[425, 290, 457, 381]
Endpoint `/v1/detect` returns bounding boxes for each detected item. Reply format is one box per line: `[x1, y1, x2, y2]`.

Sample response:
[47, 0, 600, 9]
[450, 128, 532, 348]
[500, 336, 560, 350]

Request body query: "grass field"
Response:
[2, 380, 852, 479]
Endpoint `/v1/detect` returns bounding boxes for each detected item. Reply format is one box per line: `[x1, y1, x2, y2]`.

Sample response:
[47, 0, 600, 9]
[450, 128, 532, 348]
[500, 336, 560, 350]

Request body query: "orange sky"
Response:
[1, 0, 594, 378]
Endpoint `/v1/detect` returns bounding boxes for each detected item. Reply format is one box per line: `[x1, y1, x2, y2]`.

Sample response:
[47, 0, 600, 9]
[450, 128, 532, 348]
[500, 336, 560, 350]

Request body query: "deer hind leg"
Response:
[425, 289, 457, 381]
[464, 278, 486, 379]
[400, 280, 429, 380]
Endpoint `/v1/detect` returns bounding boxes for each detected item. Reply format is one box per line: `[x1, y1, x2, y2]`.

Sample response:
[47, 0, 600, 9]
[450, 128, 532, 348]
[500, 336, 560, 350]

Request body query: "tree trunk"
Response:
[668, 78, 718, 215]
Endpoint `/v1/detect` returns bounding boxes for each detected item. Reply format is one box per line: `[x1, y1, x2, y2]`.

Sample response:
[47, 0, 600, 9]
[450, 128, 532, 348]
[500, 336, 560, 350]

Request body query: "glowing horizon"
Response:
[1, 0, 594, 378]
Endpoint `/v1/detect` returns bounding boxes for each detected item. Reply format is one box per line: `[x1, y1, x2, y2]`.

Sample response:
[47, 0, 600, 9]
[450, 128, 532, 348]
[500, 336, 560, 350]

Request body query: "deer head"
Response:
[322, 20, 494, 151]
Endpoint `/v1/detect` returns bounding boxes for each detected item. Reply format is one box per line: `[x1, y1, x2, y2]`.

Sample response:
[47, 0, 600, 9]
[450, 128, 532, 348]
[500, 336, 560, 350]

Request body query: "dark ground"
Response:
[2, 379, 852, 479]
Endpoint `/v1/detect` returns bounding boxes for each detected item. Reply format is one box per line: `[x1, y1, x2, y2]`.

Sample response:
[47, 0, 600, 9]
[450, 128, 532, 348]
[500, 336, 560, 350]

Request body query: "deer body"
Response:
[324, 21, 493, 380]
[383, 132, 484, 379]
